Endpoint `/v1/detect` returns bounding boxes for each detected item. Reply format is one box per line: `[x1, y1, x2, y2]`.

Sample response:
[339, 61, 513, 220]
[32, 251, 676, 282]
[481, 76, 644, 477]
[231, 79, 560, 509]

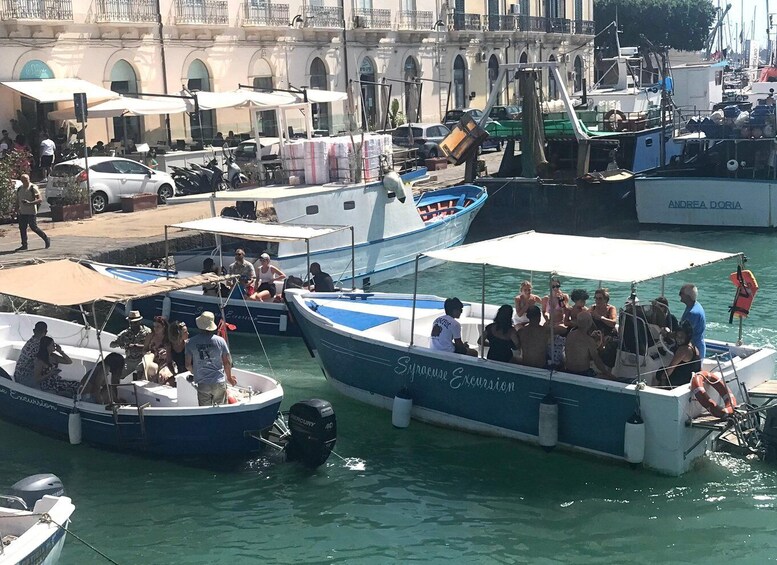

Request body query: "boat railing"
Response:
[0, 494, 27, 510]
[673, 103, 777, 141]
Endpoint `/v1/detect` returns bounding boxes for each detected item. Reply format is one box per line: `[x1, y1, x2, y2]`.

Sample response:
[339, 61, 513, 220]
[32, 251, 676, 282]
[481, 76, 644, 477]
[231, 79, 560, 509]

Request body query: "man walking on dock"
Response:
[15, 174, 50, 251]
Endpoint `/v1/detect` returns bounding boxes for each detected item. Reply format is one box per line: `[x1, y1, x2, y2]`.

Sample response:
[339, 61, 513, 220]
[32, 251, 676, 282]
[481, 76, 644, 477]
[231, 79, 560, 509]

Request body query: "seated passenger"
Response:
[255, 253, 286, 300]
[564, 312, 615, 379]
[80, 353, 125, 404]
[514, 280, 541, 326]
[167, 321, 189, 376]
[201, 258, 225, 296]
[542, 278, 569, 332]
[35, 336, 78, 397]
[517, 305, 549, 368]
[14, 321, 47, 387]
[305, 262, 336, 293]
[566, 289, 590, 327]
[144, 316, 170, 368]
[589, 287, 617, 337]
[659, 321, 700, 388]
[479, 305, 520, 363]
[430, 297, 477, 356]
[653, 296, 680, 334]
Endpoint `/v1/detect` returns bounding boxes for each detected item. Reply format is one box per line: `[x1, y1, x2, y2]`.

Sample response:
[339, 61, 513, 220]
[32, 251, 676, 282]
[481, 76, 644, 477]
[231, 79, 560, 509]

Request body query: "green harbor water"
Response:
[4, 228, 777, 564]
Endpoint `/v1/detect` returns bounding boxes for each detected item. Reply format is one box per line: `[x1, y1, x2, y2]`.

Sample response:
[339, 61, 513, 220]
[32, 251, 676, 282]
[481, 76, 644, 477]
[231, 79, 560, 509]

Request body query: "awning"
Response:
[424, 231, 740, 284]
[243, 90, 297, 106]
[0, 259, 224, 306]
[47, 95, 187, 120]
[181, 89, 251, 111]
[0, 78, 120, 104]
[299, 89, 347, 104]
[170, 217, 347, 242]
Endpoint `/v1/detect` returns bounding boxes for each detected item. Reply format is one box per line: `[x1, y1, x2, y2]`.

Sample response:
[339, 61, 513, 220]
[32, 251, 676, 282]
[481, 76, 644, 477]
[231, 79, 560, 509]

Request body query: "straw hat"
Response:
[126, 310, 142, 322]
[196, 311, 217, 331]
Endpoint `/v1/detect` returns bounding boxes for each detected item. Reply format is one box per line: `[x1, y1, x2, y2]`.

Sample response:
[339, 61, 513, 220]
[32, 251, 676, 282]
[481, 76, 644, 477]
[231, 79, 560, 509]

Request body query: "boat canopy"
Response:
[170, 217, 348, 242]
[424, 231, 740, 284]
[0, 259, 225, 306]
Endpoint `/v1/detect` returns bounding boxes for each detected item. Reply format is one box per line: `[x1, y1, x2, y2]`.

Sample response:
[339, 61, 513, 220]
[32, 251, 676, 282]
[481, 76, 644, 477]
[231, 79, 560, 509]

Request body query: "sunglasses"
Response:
[552, 285, 560, 289]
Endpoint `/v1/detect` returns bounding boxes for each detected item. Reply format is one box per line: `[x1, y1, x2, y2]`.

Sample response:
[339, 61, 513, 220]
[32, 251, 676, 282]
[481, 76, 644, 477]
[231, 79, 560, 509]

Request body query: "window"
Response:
[306, 205, 319, 215]
[113, 160, 149, 174]
[91, 161, 118, 174]
[453, 56, 467, 109]
[343, 201, 355, 210]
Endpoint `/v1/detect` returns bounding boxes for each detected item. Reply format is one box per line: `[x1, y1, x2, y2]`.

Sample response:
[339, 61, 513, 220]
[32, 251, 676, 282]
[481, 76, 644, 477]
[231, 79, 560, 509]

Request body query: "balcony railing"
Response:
[487, 14, 517, 31]
[518, 14, 545, 32]
[303, 4, 342, 28]
[95, 0, 156, 22]
[353, 8, 390, 29]
[175, 0, 227, 25]
[0, 0, 72, 20]
[574, 19, 595, 35]
[451, 12, 481, 31]
[397, 9, 432, 30]
[243, 1, 288, 26]
[547, 17, 570, 33]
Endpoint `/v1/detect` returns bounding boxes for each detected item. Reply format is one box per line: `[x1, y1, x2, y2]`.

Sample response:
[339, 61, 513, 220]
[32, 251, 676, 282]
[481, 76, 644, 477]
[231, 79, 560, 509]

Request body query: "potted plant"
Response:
[121, 192, 157, 213]
[50, 176, 89, 222]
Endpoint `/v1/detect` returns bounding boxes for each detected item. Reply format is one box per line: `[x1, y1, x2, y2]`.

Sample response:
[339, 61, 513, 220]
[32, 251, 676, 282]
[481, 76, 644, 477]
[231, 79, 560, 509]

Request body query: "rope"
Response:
[237, 291, 275, 378]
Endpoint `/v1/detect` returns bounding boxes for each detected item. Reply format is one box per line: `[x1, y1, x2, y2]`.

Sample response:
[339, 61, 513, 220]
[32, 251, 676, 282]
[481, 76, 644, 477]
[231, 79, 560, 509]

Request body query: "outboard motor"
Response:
[8, 474, 64, 510]
[286, 399, 337, 468]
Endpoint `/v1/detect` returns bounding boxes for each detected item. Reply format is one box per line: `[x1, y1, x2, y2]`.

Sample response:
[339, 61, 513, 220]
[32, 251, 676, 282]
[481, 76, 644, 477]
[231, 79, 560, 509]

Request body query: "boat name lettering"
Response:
[449, 368, 515, 394]
[394, 356, 448, 383]
[668, 200, 742, 210]
[9, 390, 59, 411]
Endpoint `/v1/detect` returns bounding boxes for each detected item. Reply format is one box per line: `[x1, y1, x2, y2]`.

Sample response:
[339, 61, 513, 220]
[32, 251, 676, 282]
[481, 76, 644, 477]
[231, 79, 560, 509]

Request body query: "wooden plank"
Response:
[748, 380, 777, 398]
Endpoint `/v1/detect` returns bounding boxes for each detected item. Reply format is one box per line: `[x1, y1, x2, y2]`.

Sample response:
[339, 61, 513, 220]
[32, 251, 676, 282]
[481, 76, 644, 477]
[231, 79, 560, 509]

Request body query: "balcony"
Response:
[0, 0, 72, 20]
[95, 0, 156, 23]
[518, 14, 545, 32]
[303, 4, 342, 28]
[487, 14, 517, 32]
[397, 9, 432, 30]
[175, 0, 227, 25]
[243, 1, 288, 26]
[451, 12, 481, 31]
[353, 8, 390, 29]
[574, 19, 595, 35]
[547, 17, 570, 33]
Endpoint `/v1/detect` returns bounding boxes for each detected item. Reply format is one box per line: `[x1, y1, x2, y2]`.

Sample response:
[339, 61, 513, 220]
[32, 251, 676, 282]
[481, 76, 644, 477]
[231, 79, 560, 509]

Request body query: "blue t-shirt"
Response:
[681, 301, 706, 358]
[185, 333, 230, 385]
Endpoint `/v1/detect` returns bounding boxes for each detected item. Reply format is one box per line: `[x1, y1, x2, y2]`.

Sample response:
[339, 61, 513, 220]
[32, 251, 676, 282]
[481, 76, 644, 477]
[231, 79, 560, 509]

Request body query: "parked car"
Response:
[46, 157, 176, 213]
[489, 105, 522, 121]
[233, 138, 281, 165]
[442, 108, 502, 152]
[391, 123, 451, 161]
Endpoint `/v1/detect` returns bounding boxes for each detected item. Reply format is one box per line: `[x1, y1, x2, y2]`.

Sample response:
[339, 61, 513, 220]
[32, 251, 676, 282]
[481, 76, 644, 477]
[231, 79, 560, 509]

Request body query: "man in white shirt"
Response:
[39, 133, 56, 178]
[430, 297, 477, 356]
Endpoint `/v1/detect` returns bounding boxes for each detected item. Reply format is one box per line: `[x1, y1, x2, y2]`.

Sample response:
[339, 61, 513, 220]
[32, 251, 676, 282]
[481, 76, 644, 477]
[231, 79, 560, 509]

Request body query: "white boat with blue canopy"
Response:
[285, 231, 777, 475]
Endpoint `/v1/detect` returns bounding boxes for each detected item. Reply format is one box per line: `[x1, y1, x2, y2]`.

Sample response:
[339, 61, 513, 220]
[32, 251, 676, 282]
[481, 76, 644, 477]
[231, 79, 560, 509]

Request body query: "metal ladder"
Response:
[108, 383, 150, 445]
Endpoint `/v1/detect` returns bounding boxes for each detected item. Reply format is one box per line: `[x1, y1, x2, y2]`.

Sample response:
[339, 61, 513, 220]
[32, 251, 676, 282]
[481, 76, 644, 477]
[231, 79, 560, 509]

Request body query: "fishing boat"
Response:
[284, 231, 777, 476]
[0, 474, 74, 565]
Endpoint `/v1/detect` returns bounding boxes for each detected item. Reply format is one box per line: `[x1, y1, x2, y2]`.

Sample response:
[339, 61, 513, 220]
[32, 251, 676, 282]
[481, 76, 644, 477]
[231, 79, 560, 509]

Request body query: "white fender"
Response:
[392, 389, 412, 428]
[68, 411, 82, 445]
[624, 411, 645, 465]
[538, 393, 558, 451]
[383, 171, 407, 203]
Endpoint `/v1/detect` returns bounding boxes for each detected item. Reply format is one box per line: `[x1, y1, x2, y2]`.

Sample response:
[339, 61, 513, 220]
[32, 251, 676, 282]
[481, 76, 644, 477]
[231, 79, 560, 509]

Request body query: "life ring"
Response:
[603, 109, 627, 131]
[691, 371, 737, 419]
[728, 267, 758, 321]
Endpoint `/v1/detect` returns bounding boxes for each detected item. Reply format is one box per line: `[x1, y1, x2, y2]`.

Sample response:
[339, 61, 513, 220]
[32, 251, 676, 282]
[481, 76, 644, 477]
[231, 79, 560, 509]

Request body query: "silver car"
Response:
[46, 157, 176, 213]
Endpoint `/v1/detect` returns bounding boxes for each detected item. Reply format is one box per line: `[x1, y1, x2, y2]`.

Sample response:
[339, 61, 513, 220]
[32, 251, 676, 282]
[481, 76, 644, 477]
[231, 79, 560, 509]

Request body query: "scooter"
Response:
[223, 148, 248, 189]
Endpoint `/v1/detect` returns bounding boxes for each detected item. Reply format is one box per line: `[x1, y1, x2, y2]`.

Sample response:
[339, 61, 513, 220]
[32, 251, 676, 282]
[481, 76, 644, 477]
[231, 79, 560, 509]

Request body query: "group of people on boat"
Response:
[431, 280, 707, 387]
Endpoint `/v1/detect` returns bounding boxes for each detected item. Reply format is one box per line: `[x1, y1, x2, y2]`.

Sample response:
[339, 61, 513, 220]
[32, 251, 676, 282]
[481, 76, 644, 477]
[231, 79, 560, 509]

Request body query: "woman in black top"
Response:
[479, 305, 520, 363]
[660, 321, 701, 388]
[167, 321, 189, 377]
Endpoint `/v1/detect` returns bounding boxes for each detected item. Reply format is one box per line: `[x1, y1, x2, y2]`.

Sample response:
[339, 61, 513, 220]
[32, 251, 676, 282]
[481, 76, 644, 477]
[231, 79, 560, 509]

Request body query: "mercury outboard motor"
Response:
[286, 399, 337, 468]
[7, 474, 64, 510]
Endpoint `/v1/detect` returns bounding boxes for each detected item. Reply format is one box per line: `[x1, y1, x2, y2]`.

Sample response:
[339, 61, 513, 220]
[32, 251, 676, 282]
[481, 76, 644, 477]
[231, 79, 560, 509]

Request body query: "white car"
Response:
[46, 157, 176, 213]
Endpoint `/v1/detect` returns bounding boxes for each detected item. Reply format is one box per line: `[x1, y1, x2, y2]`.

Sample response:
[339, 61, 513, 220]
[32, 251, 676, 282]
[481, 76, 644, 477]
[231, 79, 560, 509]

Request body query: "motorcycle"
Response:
[170, 158, 229, 196]
[222, 147, 248, 189]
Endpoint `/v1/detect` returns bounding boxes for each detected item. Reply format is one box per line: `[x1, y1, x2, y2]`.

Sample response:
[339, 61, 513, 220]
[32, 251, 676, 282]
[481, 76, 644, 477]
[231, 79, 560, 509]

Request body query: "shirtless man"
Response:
[564, 312, 615, 379]
[517, 306, 549, 368]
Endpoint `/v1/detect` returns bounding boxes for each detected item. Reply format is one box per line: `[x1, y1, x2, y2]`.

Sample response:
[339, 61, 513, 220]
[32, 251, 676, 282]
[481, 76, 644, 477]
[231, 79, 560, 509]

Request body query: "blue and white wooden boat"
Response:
[0, 474, 74, 565]
[284, 232, 777, 475]
[0, 260, 283, 457]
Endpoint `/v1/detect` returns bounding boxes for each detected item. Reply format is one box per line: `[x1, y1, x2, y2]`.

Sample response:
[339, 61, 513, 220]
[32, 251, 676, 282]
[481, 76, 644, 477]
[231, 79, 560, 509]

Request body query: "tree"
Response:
[594, 0, 716, 52]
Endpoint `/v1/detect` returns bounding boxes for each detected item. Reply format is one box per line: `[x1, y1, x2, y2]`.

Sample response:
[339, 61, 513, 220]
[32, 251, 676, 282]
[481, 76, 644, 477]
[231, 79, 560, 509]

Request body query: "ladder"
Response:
[108, 383, 150, 445]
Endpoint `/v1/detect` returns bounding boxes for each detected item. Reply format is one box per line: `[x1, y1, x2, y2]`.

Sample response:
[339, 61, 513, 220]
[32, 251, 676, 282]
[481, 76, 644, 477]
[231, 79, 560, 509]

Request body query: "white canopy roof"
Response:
[0, 78, 120, 104]
[425, 231, 740, 283]
[48, 95, 187, 120]
[170, 217, 347, 242]
[301, 89, 348, 103]
[182, 88, 348, 111]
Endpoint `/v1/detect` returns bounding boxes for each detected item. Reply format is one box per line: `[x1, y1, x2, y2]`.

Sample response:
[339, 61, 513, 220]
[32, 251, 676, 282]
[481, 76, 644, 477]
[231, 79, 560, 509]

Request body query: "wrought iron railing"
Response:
[451, 12, 480, 31]
[397, 9, 432, 30]
[487, 14, 517, 31]
[0, 0, 72, 20]
[175, 0, 227, 25]
[574, 19, 594, 35]
[243, 1, 288, 26]
[353, 8, 390, 29]
[547, 17, 570, 33]
[517, 14, 545, 32]
[95, 0, 156, 22]
[303, 4, 341, 27]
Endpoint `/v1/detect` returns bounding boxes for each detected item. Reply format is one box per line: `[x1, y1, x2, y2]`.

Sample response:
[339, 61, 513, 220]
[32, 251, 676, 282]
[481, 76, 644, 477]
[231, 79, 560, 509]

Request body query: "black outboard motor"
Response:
[8, 474, 64, 510]
[286, 399, 337, 468]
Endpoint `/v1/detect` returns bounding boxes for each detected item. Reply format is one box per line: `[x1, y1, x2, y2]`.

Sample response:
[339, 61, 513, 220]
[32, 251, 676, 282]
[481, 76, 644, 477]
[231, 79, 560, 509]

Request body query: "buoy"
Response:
[161, 295, 172, 319]
[624, 410, 645, 466]
[383, 171, 407, 203]
[68, 410, 82, 445]
[538, 393, 558, 451]
[726, 159, 739, 172]
[391, 388, 412, 428]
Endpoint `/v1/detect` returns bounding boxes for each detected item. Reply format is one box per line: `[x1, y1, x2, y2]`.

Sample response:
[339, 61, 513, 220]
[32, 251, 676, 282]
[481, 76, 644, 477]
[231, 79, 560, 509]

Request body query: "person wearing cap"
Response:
[185, 312, 235, 406]
[256, 252, 286, 297]
[430, 297, 477, 356]
[110, 310, 151, 377]
[13, 321, 48, 387]
[228, 248, 257, 297]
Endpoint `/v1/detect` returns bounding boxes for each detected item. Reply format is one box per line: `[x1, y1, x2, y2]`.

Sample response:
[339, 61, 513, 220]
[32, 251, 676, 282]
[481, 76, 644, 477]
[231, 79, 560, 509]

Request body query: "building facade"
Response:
[0, 0, 594, 145]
